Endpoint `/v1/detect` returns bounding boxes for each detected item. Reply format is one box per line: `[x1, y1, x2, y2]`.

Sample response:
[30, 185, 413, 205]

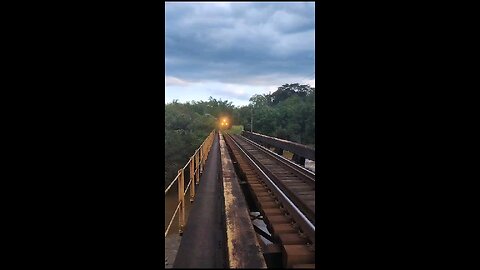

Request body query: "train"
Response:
[219, 117, 232, 130]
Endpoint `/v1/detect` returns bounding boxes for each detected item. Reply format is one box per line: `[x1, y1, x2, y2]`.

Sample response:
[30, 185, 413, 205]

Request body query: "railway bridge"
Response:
[164, 130, 316, 269]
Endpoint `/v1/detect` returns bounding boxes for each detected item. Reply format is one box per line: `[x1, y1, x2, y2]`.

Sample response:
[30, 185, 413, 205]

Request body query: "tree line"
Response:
[164, 83, 315, 186]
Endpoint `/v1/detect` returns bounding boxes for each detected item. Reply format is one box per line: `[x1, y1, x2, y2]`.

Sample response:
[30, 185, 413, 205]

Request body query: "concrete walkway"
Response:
[173, 133, 227, 268]
[165, 234, 181, 268]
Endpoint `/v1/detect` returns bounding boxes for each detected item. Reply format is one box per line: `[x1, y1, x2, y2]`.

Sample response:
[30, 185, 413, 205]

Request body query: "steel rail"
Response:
[242, 131, 315, 161]
[231, 134, 315, 224]
[237, 134, 315, 184]
[225, 133, 315, 246]
[241, 134, 315, 176]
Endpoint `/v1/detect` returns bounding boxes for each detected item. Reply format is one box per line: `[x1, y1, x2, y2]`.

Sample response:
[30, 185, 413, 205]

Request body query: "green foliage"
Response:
[236, 83, 315, 145]
[164, 97, 236, 186]
[227, 125, 244, 135]
[270, 83, 314, 105]
[164, 83, 315, 186]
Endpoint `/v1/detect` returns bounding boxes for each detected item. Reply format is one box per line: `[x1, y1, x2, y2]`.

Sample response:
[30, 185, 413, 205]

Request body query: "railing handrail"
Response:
[164, 129, 216, 237]
[165, 172, 180, 195]
[164, 143, 206, 195]
[242, 131, 315, 161]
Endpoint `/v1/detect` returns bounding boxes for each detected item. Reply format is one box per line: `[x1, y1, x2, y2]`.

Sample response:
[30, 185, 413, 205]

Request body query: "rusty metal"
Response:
[231, 134, 315, 225]
[164, 201, 181, 238]
[200, 145, 204, 175]
[219, 132, 267, 269]
[173, 131, 227, 268]
[242, 131, 315, 161]
[223, 133, 315, 268]
[190, 156, 195, 202]
[164, 171, 179, 195]
[202, 143, 206, 167]
[240, 135, 315, 185]
[195, 150, 200, 184]
[178, 168, 185, 235]
[164, 130, 216, 238]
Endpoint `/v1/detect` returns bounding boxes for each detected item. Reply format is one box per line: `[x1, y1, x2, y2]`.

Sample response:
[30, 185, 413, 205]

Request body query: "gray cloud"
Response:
[165, 76, 189, 87]
[165, 2, 315, 84]
[211, 87, 251, 101]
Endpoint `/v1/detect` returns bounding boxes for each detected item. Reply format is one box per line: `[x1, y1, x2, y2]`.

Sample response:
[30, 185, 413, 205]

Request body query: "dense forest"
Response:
[164, 83, 315, 186]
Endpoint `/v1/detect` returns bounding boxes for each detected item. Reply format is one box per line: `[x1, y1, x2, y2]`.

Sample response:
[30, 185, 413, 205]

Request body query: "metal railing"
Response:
[242, 131, 315, 161]
[164, 130, 216, 237]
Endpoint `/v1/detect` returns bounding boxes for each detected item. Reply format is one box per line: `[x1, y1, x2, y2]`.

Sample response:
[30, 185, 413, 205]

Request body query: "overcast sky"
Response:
[165, 2, 315, 106]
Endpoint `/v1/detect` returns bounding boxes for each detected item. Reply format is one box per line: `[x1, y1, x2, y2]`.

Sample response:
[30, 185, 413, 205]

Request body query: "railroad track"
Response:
[223, 133, 315, 268]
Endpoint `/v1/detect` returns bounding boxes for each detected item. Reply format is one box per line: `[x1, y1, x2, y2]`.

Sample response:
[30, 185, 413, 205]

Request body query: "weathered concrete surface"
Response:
[173, 133, 227, 268]
[165, 234, 181, 268]
[219, 133, 267, 269]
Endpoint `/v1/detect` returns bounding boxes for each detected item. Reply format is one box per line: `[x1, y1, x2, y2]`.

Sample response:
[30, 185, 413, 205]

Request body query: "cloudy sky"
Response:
[165, 2, 315, 106]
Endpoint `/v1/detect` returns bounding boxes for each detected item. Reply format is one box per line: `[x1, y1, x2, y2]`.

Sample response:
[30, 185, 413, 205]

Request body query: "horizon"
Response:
[164, 82, 315, 107]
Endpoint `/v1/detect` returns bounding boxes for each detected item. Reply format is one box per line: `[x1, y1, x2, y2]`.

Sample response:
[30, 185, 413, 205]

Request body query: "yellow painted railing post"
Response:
[205, 135, 208, 155]
[199, 145, 203, 175]
[202, 143, 206, 169]
[209, 132, 212, 151]
[189, 157, 195, 203]
[207, 133, 211, 153]
[210, 131, 214, 151]
[165, 130, 216, 238]
[202, 143, 207, 167]
[195, 150, 200, 184]
[209, 134, 212, 152]
[178, 169, 185, 235]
